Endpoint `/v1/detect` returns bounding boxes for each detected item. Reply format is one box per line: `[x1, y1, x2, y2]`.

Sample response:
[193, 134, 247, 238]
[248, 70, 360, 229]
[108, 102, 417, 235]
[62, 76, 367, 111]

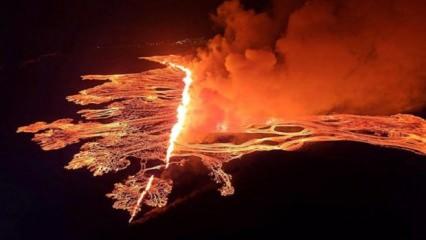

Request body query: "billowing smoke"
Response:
[186, 0, 426, 137]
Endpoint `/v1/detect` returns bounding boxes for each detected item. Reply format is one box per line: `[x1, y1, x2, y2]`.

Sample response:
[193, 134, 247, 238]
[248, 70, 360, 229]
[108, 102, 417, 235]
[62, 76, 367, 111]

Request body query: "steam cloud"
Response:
[186, 0, 426, 137]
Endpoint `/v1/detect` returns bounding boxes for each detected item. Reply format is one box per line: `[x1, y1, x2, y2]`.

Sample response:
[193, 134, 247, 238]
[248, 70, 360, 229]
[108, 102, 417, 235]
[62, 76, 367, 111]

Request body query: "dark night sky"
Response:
[1, 0, 269, 65]
[2, 1, 217, 64]
[1, 1, 426, 239]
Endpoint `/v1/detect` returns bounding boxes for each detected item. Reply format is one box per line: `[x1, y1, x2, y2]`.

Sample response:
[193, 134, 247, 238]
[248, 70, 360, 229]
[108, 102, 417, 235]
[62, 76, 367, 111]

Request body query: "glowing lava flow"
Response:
[128, 63, 192, 222]
[165, 64, 192, 168]
[17, 55, 426, 223]
[129, 175, 154, 223]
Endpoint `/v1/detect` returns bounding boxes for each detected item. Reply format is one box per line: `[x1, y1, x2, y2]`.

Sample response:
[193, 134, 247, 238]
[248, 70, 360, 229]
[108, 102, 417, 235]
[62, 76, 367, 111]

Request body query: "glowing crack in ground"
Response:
[165, 63, 192, 168]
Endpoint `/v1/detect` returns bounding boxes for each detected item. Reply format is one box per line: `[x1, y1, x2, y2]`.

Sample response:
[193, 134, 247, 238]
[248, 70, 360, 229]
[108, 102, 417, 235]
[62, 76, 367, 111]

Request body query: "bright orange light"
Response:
[165, 63, 193, 168]
[16, 55, 426, 223]
[130, 63, 193, 222]
[129, 175, 154, 223]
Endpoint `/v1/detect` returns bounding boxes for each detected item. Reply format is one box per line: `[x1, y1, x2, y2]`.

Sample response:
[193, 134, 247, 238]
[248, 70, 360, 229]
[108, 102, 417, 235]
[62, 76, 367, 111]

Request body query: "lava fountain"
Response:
[129, 62, 192, 222]
[18, 55, 426, 222]
[165, 63, 193, 168]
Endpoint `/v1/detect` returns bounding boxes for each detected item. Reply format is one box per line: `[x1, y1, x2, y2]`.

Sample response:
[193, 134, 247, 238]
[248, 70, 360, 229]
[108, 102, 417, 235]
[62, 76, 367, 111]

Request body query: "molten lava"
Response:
[17, 55, 426, 222]
[165, 63, 192, 168]
[130, 63, 191, 222]
[129, 175, 154, 223]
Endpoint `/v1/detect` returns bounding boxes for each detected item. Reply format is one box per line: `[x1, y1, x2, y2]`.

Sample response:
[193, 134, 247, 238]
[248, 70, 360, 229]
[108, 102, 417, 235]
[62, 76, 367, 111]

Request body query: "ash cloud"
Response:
[187, 0, 426, 136]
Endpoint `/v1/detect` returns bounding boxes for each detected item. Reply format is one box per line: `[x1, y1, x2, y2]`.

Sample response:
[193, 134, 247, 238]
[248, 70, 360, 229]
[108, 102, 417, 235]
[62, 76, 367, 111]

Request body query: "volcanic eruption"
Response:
[17, 0, 426, 222]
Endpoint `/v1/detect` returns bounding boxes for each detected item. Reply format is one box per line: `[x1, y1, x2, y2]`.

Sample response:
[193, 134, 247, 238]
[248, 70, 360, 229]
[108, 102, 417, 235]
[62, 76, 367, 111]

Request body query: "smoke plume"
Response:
[186, 0, 426, 137]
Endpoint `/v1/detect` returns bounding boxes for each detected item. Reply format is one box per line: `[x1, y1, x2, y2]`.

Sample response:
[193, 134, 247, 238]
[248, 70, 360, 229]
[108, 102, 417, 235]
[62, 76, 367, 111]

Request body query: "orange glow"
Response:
[165, 63, 192, 168]
[129, 175, 154, 223]
[17, 55, 426, 222]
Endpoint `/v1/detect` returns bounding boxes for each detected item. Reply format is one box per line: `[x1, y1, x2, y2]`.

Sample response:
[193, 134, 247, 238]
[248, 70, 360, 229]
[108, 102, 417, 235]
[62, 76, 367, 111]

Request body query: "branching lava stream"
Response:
[17, 55, 426, 222]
